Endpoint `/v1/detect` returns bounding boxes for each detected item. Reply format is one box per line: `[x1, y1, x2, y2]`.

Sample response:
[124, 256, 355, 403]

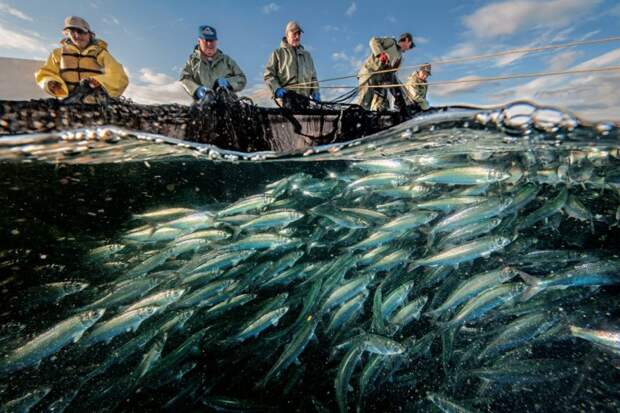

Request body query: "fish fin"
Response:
[418, 226, 431, 236]
[520, 273, 543, 301]
[407, 262, 421, 272]
[434, 320, 449, 333]
[73, 331, 86, 343]
[424, 309, 441, 320]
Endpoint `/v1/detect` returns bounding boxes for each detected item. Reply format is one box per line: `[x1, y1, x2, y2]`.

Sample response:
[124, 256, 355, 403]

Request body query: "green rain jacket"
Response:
[180, 48, 246, 98]
[264, 38, 319, 97]
[404, 72, 429, 110]
[358, 37, 403, 85]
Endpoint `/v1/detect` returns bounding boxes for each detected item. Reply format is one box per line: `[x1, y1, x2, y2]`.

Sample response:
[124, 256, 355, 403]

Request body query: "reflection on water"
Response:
[0, 103, 619, 412]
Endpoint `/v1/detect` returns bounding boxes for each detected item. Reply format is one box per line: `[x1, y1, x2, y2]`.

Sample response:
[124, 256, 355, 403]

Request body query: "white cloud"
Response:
[441, 41, 479, 61]
[124, 68, 191, 105]
[440, 28, 594, 70]
[353, 43, 364, 54]
[244, 83, 274, 106]
[332, 52, 348, 62]
[432, 76, 490, 97]
[386, 16, 397, 24]
[0, 2, 33, 21]
[415, 36, 429, 45]
[262, 2, 279, 14]
[463, 0, 601, 39]
[323, 25, 351, 33]
[138, 68, 176, 86]
[323, 87, 352, 102]
[102, 16, 120, 26]
[490, 48, 620, 121]
[331, 50, 363, 71]
[345, 2, 357, 17]
[546, 50, 582, 71]
[0, 23, 47, 54]
[612, 3, 620, 16]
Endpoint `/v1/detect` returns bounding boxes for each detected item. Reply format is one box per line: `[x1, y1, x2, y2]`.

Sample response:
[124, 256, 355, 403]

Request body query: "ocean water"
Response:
[0, 102, 619, 412]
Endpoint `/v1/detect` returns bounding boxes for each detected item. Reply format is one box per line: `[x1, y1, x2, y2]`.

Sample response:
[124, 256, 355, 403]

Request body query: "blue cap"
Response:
[198, 25, 217, 41]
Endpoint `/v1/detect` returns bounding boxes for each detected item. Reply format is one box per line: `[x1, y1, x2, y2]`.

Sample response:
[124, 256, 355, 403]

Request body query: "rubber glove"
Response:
[311, 91, 321, 102]
[275, 87, 287, 98]
[194, 86, 209, 100]
[379, 52, 389, 65]
[216, 78, 230, 89]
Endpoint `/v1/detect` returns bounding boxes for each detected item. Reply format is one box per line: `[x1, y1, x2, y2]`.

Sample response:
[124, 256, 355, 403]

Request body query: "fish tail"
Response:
[424, 308, 441, 320]
[434, 319, 451, 333]
[231, 227, 242, 238]
[520, 272, 543, 301]
[407, 262, 421, 272]
[568, 325, 583, 338]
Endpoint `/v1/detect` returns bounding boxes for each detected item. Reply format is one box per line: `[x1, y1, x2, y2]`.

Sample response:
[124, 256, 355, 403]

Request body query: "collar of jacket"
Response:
[60, 38, 108, 53]
[194, 47, 224, 64]
[279, 37, 304, 51]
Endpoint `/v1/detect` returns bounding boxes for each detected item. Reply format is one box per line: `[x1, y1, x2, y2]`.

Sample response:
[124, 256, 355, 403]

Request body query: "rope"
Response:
[284, 65, 620, 90]
[286, 35, 620, 88]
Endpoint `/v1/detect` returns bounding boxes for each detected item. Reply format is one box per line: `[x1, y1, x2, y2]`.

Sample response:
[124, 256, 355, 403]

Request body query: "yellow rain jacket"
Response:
[35, 38, 129, 99]
[404, 72, 430, 110]
[264, 38, 318, 97]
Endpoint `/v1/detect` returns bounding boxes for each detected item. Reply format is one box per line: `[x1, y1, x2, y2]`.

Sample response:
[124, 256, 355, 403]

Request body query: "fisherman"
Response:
[404, 63, 432, 111]
[180, 25, 247, 103]
[356, 33, 415, 111]
[35, 16, 129, 100]
[264, 21, 320, 109]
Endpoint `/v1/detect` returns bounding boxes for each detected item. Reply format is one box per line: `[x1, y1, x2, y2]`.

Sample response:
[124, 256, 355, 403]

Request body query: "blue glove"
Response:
[194, 86, 208, 100]
[311, 91, 321, 102]
[275, 87, 287, 98]
[216, 78, 230, 89]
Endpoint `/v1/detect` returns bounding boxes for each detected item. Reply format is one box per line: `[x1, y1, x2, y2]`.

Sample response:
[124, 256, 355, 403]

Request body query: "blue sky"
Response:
[1, 0, 619, 120]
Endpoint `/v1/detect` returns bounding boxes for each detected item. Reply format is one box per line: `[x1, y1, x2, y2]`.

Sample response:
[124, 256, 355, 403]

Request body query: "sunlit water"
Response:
[0, 102, 619, 412]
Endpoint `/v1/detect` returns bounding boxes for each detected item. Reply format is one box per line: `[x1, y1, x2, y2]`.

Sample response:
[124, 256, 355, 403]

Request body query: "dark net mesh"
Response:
[1, 90, 404, 152]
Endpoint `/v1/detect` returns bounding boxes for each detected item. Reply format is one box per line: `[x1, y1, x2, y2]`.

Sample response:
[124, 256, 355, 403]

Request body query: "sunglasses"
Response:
[67, 28, 88, 35]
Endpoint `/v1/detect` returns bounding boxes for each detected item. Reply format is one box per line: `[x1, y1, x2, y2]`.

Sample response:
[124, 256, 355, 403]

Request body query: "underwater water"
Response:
[0, 102, 619, 412]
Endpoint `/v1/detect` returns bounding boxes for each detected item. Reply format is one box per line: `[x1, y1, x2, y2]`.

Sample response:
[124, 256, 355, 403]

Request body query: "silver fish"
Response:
[0, 309, 105, 375]
[81, 306, 158, 346]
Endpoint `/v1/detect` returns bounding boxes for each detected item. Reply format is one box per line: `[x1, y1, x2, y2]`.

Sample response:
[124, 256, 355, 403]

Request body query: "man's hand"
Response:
[378, 52, 389, 65]
[216, 78, 230, 90]
[48, 81, 63, 95]
[275, 87, 287, 98]
[194, 86, 209, 100]
[88, 78, 101, 88]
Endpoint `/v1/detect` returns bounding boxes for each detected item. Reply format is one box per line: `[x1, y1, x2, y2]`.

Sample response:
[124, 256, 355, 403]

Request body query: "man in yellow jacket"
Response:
[35, 16, 129, 99]
[356, 33, 415, 111]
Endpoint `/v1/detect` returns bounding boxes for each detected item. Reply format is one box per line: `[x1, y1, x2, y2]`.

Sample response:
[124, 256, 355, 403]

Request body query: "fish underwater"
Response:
[0, 103, 619, 412]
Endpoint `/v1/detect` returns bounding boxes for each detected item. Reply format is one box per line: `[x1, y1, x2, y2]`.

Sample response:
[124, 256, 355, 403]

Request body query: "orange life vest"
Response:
[59, 41, 105, 91]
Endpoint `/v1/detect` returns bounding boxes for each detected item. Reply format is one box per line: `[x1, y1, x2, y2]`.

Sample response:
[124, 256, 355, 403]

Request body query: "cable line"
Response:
[284, 65, 620, 90]
[287, 35, 620, 88]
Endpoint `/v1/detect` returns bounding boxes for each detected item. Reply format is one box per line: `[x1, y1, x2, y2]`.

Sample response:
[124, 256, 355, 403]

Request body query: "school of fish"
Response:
[1, 145, 620, 412]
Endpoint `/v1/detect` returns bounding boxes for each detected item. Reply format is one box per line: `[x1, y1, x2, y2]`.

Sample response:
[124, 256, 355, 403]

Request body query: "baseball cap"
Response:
[64, 16, 91, 33]
[285, 21, 303, 34]
[198, 25, 217, 41]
